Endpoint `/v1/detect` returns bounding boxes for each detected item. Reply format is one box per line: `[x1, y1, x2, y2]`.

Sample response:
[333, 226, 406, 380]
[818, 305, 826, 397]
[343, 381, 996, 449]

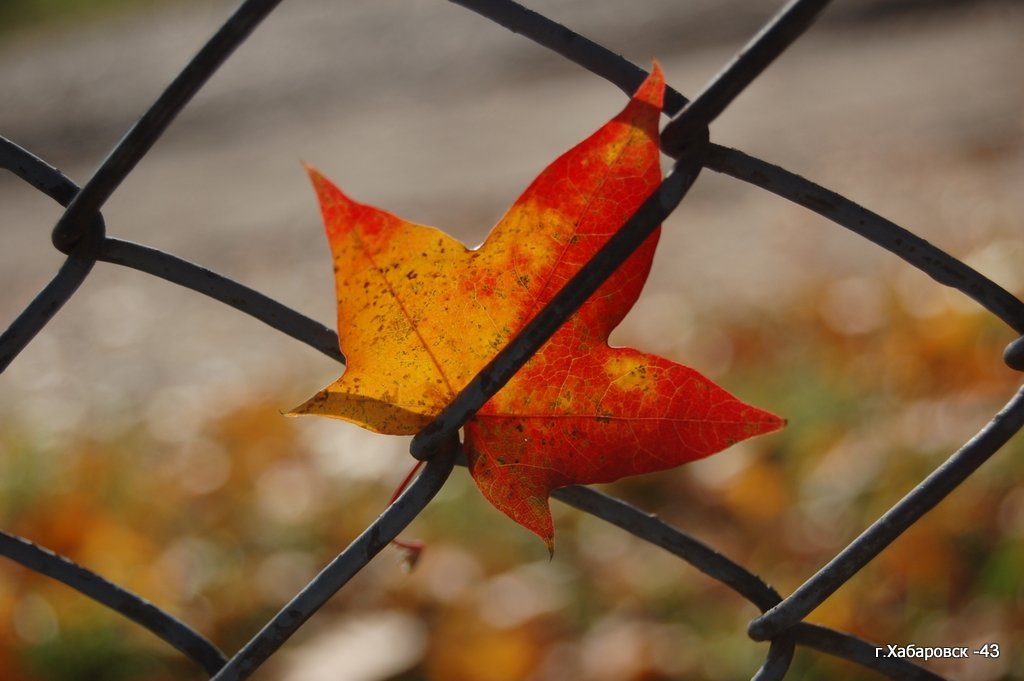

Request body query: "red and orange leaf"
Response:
[292, 63, 784, 550]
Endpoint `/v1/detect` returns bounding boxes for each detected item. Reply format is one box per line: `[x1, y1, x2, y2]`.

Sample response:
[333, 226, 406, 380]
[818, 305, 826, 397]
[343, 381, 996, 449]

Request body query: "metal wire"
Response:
[98, 238, 343, 363]
[660, 0, 832, 154]
[2, 0, 1021, 679]
[409, 151, 707, 459]
[749, 384, 1024, 641]
[0, 531, 228, 675]
[50, 0, 284, 254]
[210, 439, 457, 681]
[0, 138, 96, 372]
[705, 145, 1024, 335]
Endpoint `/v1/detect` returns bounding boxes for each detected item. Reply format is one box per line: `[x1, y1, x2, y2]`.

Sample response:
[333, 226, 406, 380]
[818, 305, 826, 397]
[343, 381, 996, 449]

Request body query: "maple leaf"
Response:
[293, 64, 784, 551]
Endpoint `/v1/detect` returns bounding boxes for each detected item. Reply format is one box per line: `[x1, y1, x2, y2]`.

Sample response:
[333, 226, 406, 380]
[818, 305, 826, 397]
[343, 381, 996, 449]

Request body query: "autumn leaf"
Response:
[293, 63, 784, 550]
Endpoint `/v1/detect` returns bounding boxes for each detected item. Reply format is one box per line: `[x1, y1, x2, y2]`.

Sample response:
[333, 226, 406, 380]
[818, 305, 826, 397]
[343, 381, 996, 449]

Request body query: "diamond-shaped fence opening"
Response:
[1, 1, 1022, 679]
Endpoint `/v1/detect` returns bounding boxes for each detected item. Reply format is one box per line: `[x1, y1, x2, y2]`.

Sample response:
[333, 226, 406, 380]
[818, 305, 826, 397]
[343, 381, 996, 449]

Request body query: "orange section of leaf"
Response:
[293, 63, 785, 550]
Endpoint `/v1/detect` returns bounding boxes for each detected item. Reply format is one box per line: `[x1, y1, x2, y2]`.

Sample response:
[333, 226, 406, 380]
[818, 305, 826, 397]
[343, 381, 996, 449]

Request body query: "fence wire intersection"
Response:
[2, 0, 1023, 679]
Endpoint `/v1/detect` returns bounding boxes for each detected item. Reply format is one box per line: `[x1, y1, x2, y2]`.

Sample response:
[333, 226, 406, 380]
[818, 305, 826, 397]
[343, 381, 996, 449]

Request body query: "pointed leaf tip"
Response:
[303, 161, 323, 185]
[304, 163, 336, 203]
[636, 60, 665, 109]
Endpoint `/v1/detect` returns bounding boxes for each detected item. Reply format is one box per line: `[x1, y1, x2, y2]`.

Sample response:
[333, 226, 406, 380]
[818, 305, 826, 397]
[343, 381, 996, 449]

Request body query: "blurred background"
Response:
[1, 0, 1023, 679]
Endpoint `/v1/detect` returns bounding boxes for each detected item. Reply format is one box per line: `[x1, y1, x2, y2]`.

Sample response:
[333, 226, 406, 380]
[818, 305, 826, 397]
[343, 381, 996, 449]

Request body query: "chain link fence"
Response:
[2, 0, 1023, 679]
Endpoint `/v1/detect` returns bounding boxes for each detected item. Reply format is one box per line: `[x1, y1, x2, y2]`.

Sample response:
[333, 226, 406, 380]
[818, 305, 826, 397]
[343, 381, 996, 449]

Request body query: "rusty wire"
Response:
[1, 0, 1022, 679]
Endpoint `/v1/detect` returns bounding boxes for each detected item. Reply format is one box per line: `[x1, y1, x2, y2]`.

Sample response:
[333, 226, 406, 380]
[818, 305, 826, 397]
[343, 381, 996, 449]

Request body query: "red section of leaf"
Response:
[294, 63, 785, 551]
[468, 349, 783, 548]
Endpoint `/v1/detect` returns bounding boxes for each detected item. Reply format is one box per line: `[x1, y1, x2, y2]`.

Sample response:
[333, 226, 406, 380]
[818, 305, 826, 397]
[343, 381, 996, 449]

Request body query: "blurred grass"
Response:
[0, 281, 1021, 680]
[0, 0, 175, 40]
